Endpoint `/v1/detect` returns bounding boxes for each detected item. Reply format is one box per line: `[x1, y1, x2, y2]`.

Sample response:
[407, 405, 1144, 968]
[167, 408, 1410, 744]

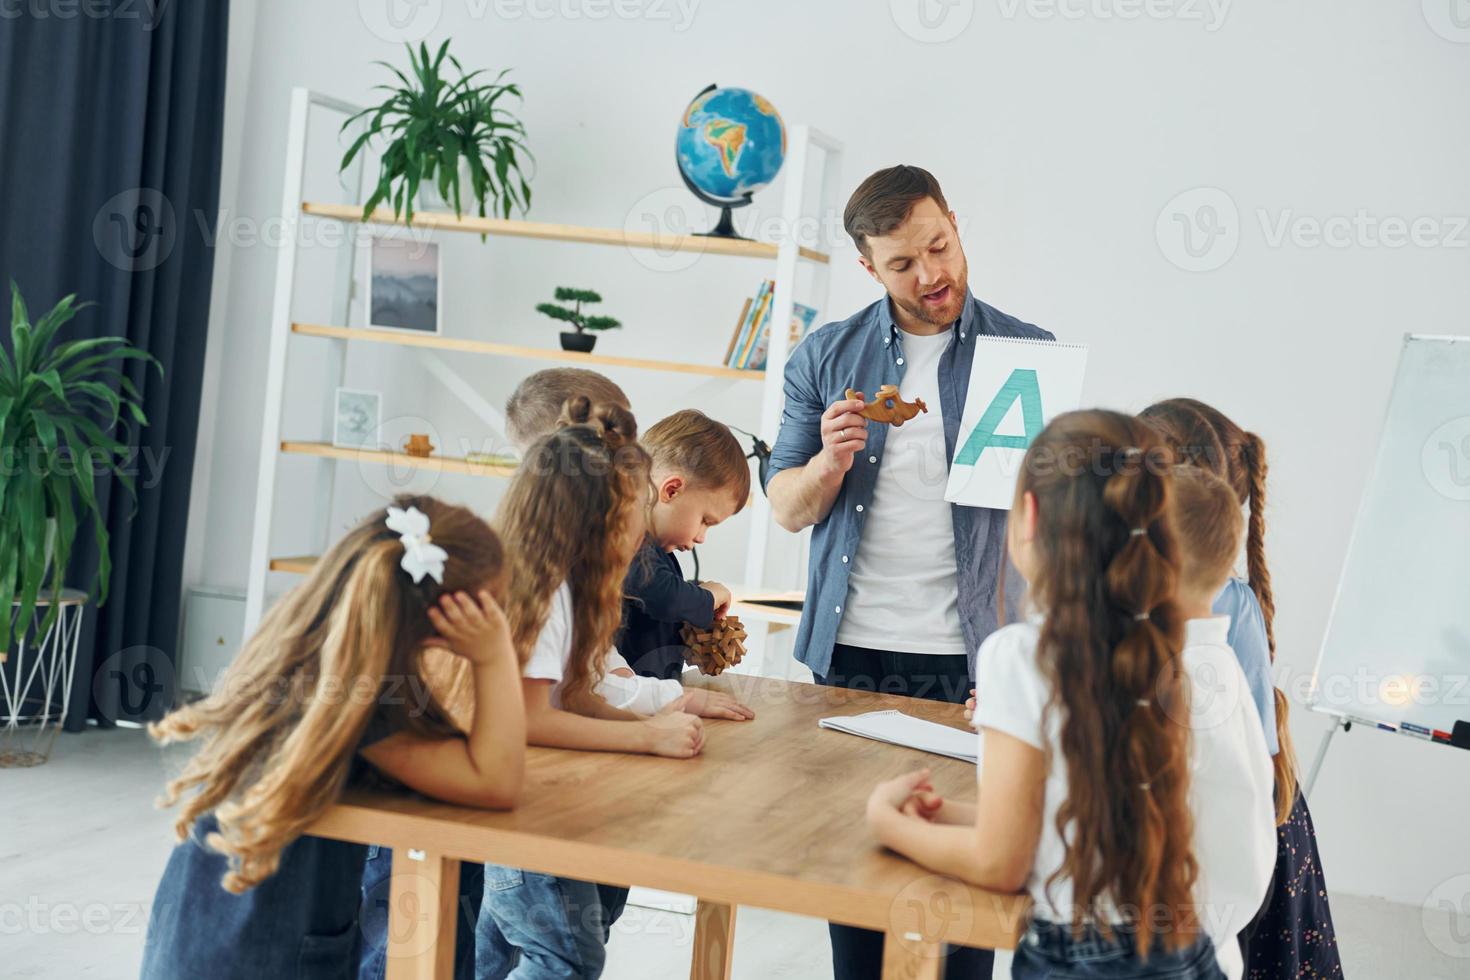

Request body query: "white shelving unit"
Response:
[244, 87, 841, 674]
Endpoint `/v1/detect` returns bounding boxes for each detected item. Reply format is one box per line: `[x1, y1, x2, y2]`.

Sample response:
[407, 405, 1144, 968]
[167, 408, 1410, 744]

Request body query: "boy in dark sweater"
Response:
[619, 409, 750, 681]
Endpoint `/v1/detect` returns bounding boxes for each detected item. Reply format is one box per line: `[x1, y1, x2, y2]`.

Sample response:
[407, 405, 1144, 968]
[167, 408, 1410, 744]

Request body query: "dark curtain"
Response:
[0, 0, 229, 729]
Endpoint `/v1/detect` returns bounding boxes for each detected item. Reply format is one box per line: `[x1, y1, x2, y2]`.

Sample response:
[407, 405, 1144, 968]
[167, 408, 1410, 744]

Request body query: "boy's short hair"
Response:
[1167, 465, 1243, 593]
[505, 368, 630, 449]
[643, 409, 751, 512]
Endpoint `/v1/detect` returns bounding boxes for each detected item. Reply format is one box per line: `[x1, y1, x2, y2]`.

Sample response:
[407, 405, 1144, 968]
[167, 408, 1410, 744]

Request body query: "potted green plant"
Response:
[536, 288, 622, 353]
[339, 40, 533, 232]
[0, 283, 159, 652]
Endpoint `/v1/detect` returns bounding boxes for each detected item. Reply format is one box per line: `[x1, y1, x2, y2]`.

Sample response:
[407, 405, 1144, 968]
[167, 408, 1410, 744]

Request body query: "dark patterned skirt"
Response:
[1244, 791, 1344, 978]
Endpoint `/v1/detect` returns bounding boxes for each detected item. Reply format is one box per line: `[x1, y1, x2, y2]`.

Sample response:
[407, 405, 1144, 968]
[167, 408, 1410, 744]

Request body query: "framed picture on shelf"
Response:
[332, 388, 382, 449]
[365, 235, 441, 334]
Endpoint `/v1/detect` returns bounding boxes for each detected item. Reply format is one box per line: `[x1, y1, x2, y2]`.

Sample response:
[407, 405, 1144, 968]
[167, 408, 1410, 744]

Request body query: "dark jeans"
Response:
[1012, 920, 1224, 979]
[817, 643, 992, 980]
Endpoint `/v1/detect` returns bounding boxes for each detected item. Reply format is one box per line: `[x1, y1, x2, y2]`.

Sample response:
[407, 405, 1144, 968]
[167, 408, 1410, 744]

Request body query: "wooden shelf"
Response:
[269, 555, 318, 575]
[280, 441, 517, 478]
[301, 201, 831, 265]
[267, 558, 798, 630]
[292, 323, 766, 381]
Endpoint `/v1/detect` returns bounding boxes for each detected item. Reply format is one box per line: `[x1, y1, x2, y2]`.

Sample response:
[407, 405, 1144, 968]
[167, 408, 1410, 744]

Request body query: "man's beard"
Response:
[892, 260, 968, 327]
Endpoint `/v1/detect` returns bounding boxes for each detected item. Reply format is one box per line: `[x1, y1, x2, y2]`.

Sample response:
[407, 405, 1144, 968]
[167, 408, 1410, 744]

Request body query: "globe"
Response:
[675, 84, 786, 238]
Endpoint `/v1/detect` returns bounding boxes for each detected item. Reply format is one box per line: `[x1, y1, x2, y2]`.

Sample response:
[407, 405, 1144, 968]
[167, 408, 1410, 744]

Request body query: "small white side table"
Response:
[2, 589, 88, 768]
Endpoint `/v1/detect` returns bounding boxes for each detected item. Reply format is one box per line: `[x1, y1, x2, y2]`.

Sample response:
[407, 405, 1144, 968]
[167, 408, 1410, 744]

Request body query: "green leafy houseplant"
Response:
[0, 283, 159, 652]
[536, 288, 622, 353]
[339, 40, 533, 229]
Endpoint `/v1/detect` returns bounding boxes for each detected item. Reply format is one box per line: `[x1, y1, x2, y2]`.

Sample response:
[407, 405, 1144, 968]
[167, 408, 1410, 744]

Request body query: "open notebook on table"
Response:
[819, 709, 977, 764]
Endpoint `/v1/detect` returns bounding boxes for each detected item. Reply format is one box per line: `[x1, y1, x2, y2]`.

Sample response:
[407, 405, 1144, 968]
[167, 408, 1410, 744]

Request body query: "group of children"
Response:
[138, 365, 1342, 980]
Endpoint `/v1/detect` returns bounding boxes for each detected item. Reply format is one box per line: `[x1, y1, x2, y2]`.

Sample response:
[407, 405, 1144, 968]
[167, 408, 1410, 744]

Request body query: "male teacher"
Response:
[764, 165, 1053, 980]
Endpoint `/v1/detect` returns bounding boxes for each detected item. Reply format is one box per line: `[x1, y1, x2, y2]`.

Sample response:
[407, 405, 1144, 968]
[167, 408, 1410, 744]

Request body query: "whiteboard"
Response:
[1310, 335, 1470, 734]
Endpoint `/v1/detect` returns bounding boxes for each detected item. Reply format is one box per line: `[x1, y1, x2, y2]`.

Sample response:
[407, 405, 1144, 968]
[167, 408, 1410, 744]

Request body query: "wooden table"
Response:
[308, 676, 1029, 980]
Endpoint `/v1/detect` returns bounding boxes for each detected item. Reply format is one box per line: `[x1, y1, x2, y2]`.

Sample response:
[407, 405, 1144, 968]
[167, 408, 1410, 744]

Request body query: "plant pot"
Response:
[559, 332, 597, 354]
[417, 159, 474, 214]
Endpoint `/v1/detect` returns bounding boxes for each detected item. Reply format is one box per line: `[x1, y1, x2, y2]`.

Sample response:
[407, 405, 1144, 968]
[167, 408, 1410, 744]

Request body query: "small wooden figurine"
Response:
[680, 615, 748, 676]
[847, 385, 927, 426]
[402, 433, 435, 457]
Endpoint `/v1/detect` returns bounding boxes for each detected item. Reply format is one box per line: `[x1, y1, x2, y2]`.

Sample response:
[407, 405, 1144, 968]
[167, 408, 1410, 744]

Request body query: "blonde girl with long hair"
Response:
[140, 496, 525, 980]
[1140, 397, 1343, 978]
[473, 396, 703, 980]
[866, 410, 1275, 979]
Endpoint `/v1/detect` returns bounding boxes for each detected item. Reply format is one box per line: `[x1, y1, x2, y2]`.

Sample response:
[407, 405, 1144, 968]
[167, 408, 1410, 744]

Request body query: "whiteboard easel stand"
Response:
[1303, 715, 1346, 797]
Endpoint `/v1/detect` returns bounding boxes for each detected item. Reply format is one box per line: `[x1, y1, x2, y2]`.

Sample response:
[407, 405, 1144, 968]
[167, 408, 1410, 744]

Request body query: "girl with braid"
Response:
[866, 410, 1275, 979]
[1141, 398, 1344, 979]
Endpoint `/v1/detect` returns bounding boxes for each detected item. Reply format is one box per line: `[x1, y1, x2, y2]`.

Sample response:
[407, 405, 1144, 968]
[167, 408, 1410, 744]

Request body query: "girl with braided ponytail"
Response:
[866, 410, 1274, 980]
[1140, 398, 1343, 979]
[141, 496, 525, 980]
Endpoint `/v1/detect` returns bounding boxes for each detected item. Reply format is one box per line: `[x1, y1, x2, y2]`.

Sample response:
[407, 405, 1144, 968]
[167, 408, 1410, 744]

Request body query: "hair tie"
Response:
[1130, 527, 1147, 537]
[385, 505, 447, 585]
[1134, 611, 1150, 622]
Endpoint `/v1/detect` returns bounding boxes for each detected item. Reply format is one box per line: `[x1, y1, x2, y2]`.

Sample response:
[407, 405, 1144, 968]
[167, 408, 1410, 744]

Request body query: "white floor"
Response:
[4, 728, 1467, 979]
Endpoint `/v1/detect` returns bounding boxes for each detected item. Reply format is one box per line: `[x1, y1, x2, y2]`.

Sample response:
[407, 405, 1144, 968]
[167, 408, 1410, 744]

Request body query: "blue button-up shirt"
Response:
[764, 290, 1055, 679]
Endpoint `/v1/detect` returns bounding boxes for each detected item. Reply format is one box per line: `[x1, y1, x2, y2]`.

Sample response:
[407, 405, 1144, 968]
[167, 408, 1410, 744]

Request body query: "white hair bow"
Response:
[385, 505, 448, 585]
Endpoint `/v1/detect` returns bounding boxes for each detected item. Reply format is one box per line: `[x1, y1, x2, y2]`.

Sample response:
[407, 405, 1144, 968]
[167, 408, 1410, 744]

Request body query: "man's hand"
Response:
[815, 393, 869, 478]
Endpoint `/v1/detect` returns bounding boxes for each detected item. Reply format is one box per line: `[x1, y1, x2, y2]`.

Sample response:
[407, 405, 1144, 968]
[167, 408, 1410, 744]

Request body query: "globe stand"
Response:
[697, 205, 744, 240]
[677, 160, 754, 241]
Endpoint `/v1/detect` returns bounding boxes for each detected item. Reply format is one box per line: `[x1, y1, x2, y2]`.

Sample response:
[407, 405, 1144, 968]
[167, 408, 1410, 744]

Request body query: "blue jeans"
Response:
[357, 846, 485, 980]
[1011, 920, 1224, 980]
[478, 864, 630, 980]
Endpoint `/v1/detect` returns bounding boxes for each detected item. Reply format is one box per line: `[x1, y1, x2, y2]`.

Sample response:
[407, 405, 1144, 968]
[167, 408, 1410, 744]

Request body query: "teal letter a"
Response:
[954, 369, 1044, 466]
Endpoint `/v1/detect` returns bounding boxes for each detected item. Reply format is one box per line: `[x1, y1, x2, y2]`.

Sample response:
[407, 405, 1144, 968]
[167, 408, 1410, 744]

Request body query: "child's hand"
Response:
[425, 590, 513, 667]
[703, 581, 733, 618]
[900, 789, 946, 823]
[642, 711, 705, 758]
[866, 769, 933, 823]
[963, 688, 977, 725]
[665, 689, 755, 721]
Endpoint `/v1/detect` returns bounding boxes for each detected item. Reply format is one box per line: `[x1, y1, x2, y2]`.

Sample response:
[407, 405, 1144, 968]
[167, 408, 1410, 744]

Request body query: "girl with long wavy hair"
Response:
[473, 396, 705, 980]
[140, 496, 525, 980]
[865, 410, 1274, 979]
[1140, 397, 1343, 978]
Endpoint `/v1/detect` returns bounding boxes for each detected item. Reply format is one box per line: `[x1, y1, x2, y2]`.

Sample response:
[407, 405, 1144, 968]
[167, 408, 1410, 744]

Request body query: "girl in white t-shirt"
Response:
[476, 397, 705, 979]
[865, 409, 1274, 980]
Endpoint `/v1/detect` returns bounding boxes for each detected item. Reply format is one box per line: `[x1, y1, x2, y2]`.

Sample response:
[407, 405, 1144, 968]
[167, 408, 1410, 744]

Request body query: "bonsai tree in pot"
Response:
[339, 40, 533, 232]
[0, 283, 159, 653]
[536, 288, 622, 353]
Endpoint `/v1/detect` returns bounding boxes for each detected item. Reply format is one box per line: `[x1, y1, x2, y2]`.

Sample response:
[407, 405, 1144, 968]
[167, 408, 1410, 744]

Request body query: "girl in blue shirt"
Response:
[1141, 398, 1343, 979]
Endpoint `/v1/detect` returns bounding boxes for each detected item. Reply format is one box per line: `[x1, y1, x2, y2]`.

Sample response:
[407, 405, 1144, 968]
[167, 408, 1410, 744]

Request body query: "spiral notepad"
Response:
[818, 709, 978, 763]
[944, 335, 1089, 510]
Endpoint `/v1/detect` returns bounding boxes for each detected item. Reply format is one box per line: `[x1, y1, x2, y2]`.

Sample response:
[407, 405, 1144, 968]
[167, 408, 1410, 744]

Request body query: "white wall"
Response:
[187, 0, 1470, 908]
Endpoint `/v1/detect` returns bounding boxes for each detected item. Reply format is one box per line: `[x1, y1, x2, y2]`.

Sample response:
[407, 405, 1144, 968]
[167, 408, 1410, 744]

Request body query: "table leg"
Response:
[881, 928, 942, 980]
[385, 847, 460, 980]
[690, 899, 737, 980]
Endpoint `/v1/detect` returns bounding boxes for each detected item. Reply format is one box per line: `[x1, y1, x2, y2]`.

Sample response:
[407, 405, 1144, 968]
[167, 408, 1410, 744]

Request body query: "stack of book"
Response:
[723, 279, 819, 371]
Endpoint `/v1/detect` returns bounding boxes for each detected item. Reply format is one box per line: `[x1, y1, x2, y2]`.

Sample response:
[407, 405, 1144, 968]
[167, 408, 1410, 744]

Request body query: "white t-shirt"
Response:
[521, 581, 683, 713]
[972, 616, 1275, 980]
[836, 328, 967, 655]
